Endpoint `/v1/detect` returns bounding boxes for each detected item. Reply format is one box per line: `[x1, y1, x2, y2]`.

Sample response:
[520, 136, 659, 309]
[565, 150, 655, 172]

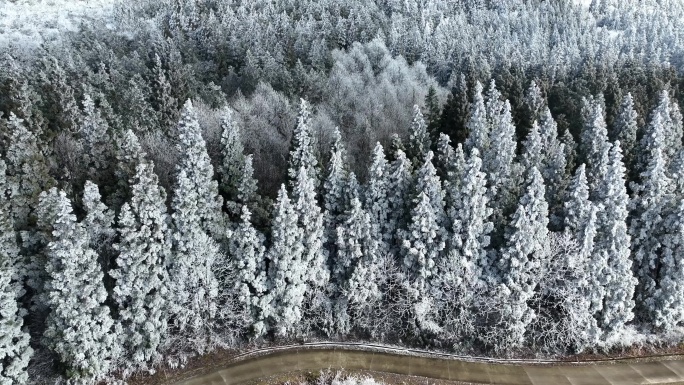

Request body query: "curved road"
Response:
[173, 343, 684, 385]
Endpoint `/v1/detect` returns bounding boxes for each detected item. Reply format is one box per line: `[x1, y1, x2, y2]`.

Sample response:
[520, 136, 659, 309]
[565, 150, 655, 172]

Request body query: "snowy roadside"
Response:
[0, 0, 116, 50]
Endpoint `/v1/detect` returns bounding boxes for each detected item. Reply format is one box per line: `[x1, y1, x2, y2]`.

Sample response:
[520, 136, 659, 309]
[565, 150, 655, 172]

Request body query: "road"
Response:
[172, 344, 684, 385]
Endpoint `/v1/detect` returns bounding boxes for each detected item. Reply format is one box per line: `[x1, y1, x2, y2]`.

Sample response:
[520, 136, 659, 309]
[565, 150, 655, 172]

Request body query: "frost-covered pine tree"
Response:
[111, 129, 147, 211]
[5, 113, 55, 231]
[562, 164, 602, 348]
[0, 160, 32, 385]
[173, 100, 224, 239]
[41, 188, 119, 381]
[265, 185, 306, 337]
[635, 92, 672, 179]
[288, 99, 319, 186]
[401, 191, 444, 335]
[407, 105, 431, 167]
[365, 143, 391, 255]
[82, 181, 116, 278]
[448, 148, 493, 286]
[521, 121, 544, 175]
[435, 133, 456, 183]
[110, 161, 171, 366]
[611, 93, 639, 172]
[580, 100, 611, 192]
[218, 107, 246, 214]
[630, 146, 673, 324]
[593, 142, 636, 342]
[525, 80, 545, 122]
[227, 206, 267, 336]
[79, 94, 111, 179]
[168, 166, 222, 347]
[292, 166, 329, 328]
[464, 81, 488, 156]
[323, 129, 348, 263]
[334, 197, 379, 335]
[654, 199, 684, 331]
[387, 149, 413, 254]
[438, 148, 493, 342]
[413, 151, 447, 229]
[485, 80, 505, 125]
[494, 167, 548, 351]
[0, 256, 31, 385]
[485, 100, 518, 206]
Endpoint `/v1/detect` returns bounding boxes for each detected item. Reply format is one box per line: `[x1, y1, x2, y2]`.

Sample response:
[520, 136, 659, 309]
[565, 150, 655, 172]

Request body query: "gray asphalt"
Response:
[172, 345, 684, 385]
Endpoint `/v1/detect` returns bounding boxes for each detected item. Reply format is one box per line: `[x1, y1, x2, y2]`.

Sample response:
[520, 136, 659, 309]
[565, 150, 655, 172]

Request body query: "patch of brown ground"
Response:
[117, 341, 684, 385]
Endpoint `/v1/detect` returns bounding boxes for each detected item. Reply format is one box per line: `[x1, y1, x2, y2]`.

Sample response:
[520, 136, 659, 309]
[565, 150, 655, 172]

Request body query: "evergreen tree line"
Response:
[2, 77, 684, 383]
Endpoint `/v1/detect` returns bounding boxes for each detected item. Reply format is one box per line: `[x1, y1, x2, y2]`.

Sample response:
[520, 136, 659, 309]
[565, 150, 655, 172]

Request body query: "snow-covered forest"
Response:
[3, 0, 684, 383]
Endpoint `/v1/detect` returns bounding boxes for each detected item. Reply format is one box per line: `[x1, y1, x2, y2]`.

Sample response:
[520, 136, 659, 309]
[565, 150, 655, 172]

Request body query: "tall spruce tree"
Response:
[464, 81, 488, 156]
[110, 161, 171, 366]
[227, 206, 267, 336]
[630, 146, 673, 324]
[611, 93, 639, 174]
[495, 167, 548, 351]
[594, 142, 636, 342]
[407, 105, 431, 167]
[365, 143, 391, 255]
[288, 99, 319, 186]
[563, 164, 602, 348]
[0, 159, 32, 385]
[41, 189, 119, 381]
[265, 185, 306, 337]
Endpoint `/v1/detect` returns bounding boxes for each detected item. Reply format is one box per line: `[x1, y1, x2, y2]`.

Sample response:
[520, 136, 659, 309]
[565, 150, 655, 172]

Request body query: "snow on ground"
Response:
[0, 0, 116, 50]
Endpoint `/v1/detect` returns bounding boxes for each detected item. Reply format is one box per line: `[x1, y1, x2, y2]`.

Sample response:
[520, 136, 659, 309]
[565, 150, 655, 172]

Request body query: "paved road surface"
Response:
[173, 345, 684, 385]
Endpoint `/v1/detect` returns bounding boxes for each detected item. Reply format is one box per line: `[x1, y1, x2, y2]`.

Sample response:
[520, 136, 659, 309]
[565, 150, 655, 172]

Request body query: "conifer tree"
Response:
[524, 80, 545, 124]
[292, 166, 329, 328]
[448, 148, 494, 286]
[521, 121, 544, 174]
[365, 143, 391, 255]
[387, 149, 413, 254]
[495, 167, 548, 351]
[79, 94, 111, 180]
[407, 105, 431, 167]
[152, 53, 178, 132]
[435, 133, 456, 184]
[437, 73, 469, 144]
[611, 93, 639, 173]
[82, 181, 116, 280]
[219, 107, 246, 215]
[334, 197, 379, 335]
[413, 151, 446, 229]
[111, 129, 146, 211]
[41, 189, 119, 381]
[563, 164, 602, 347]
[110, 161, 171, 366]
[227, 206, 267, 336]
[323, 129, 348, 264]
[173, 100, 224, 239]
[265, 185, 306, 337]
[5, 113, 55, 231]
[630, 146, 673, 323]
[464, 81, 488, 156]
[561, 168, 602, 349]
[594, 142, 636, 342]
[288, 99, 319, 186]
[635, 92, 671, 179]
[654, 199, 684, 331]
[168, 166, 222, 346]
[0, 159, 31, 385]
[580, 100, 611, 192]
[401, 191, 444, 335]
